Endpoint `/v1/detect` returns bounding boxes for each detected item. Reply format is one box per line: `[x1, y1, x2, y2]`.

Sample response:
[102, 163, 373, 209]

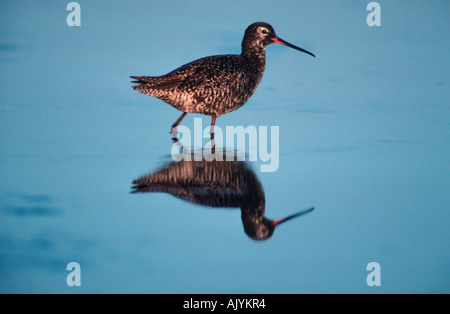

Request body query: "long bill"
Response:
[271, 207, 315, 227]
[271, 37, 316, 57]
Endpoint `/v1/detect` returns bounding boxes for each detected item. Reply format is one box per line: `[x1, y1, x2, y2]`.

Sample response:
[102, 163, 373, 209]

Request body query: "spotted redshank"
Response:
[130, 22, 315, 140]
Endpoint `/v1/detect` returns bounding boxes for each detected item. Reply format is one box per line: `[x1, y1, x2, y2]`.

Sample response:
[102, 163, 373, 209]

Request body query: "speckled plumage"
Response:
[132, 54, 263, 117]
[130, 22, 315, 134]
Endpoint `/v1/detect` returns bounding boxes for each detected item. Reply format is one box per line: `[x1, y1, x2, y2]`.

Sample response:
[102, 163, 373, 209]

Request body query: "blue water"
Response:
[1, 1, 449, 293]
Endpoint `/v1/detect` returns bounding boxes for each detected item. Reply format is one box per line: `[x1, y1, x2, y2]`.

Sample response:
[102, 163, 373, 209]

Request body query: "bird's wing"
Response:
[131, 54, 242, 91]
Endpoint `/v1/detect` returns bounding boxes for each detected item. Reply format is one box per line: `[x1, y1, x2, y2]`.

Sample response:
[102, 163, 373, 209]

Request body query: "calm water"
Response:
[0, 1, 449, 293]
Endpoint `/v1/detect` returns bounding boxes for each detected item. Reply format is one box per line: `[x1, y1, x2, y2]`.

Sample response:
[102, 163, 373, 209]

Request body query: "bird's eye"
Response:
[261, 29, 268, 34]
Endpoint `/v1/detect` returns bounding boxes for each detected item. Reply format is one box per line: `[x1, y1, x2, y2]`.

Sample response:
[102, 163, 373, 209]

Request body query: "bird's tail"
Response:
[130, 75, 160, 94]
[130, 76, 155, 84]
[130, 75, 183, 93]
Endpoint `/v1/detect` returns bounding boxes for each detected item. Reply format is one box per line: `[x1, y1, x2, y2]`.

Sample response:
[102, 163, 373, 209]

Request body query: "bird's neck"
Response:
[241, 45, 266, 69]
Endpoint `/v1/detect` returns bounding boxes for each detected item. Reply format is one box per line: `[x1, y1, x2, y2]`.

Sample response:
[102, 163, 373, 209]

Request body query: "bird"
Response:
[131, 152, 315, 240]
[130, 22, 315, 140]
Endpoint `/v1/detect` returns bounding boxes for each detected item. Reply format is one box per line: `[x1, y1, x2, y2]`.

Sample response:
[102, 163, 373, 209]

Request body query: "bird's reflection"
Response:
[131, 151, 314, 240]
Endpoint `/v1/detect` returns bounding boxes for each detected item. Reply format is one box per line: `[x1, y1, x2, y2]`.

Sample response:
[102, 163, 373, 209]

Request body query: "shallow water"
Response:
[0, 1, 449, 293]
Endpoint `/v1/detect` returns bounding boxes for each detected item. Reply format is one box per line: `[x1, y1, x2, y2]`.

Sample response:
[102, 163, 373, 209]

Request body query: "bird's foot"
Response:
[170, 127, 179, 142]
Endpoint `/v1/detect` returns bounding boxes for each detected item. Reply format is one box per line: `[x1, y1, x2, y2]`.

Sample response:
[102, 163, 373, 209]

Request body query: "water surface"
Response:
[0, 1, 449, 293]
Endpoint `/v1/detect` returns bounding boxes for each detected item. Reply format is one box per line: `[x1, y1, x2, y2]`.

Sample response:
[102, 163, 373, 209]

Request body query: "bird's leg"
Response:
[210, 117, 216, 140]
[210, 117, 216, 154]
[171, 112, 187, 141]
